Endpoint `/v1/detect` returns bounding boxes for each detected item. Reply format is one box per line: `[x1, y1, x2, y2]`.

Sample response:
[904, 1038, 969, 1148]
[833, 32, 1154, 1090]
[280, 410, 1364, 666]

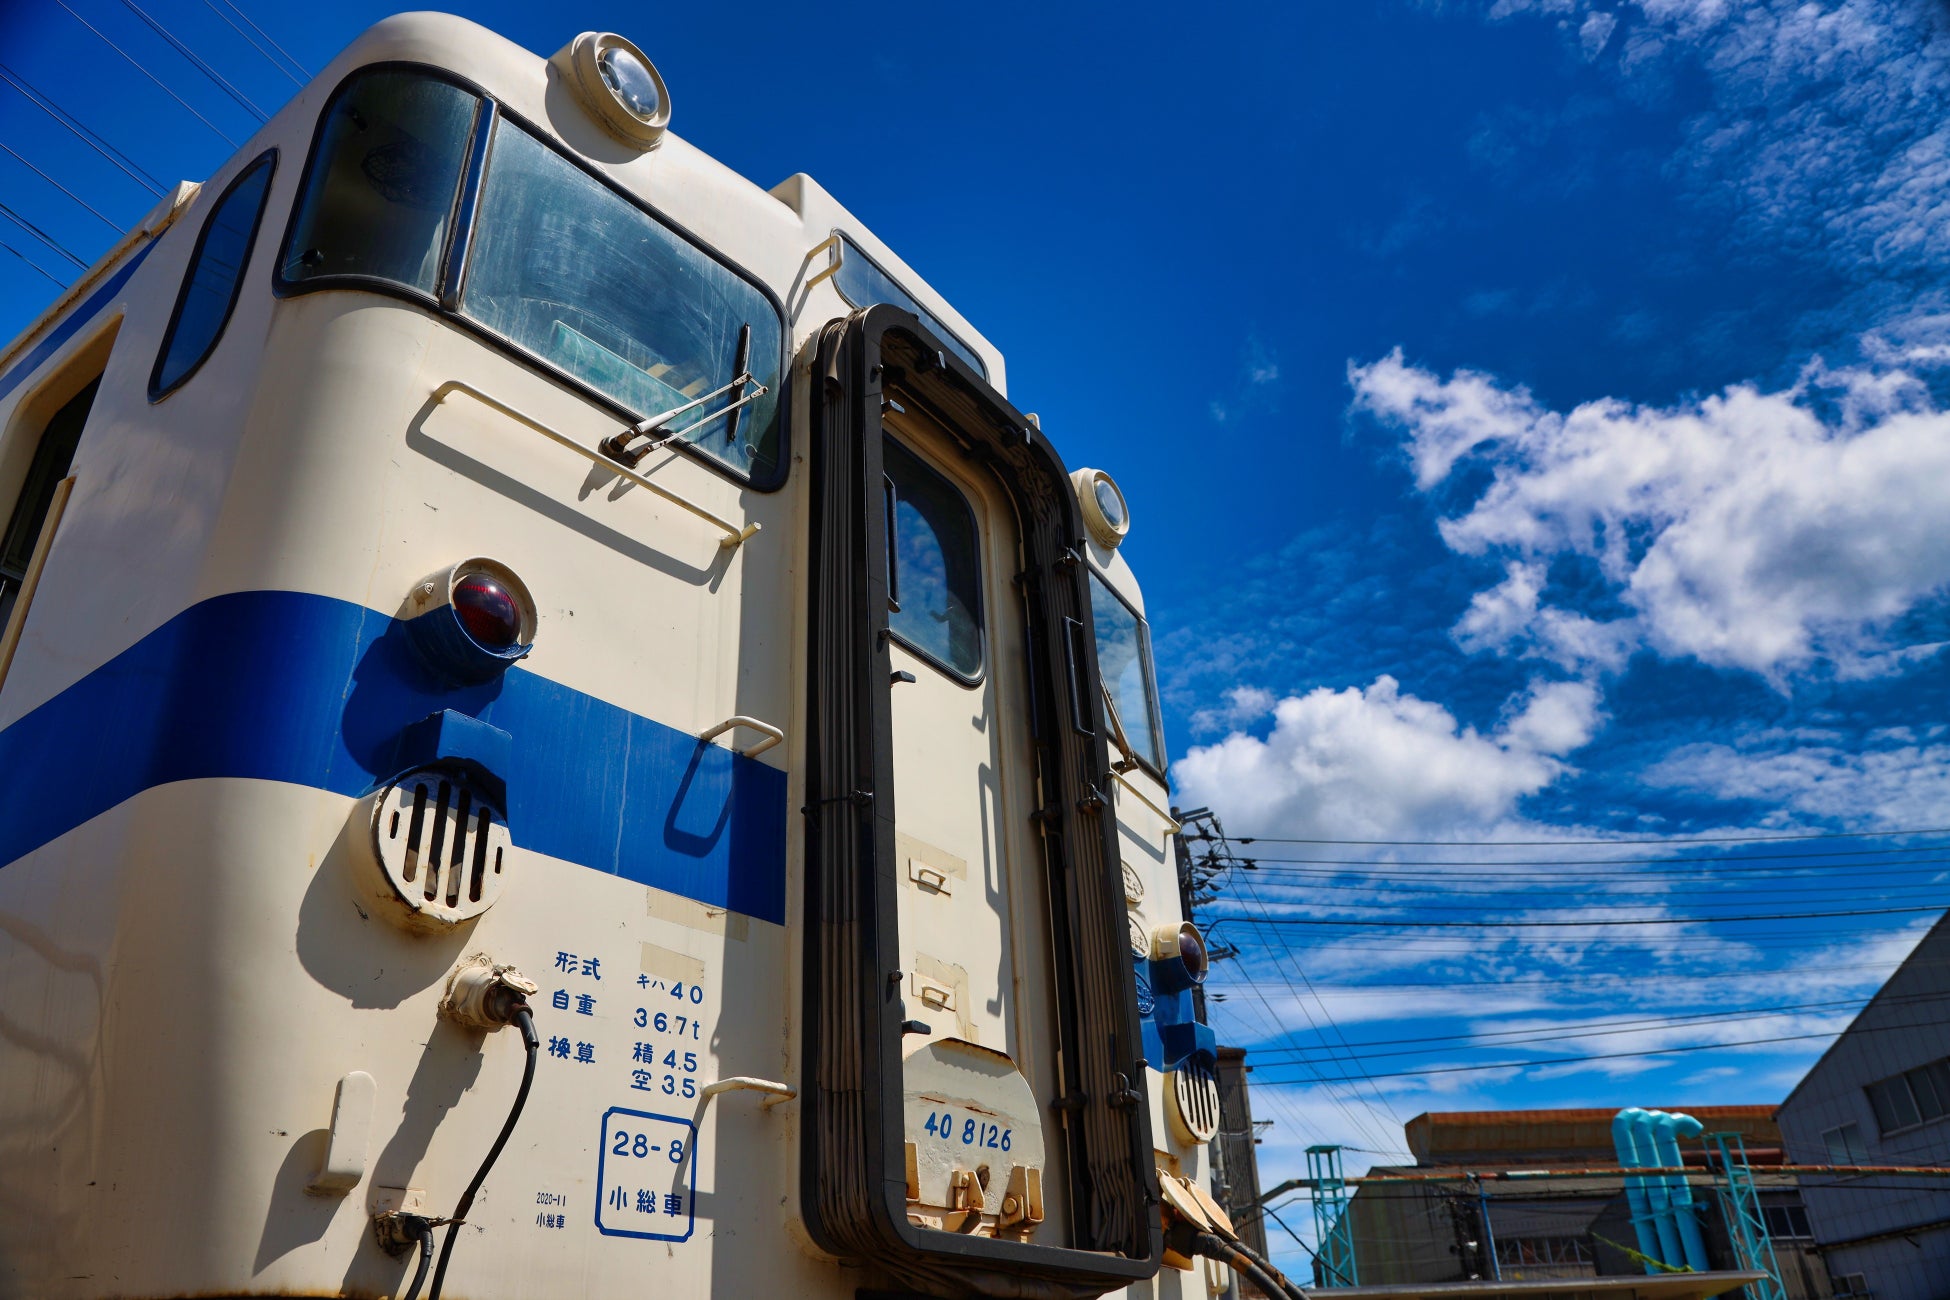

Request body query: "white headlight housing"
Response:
[1072, 467, 1130, 548]
[559, 31, 671, 149]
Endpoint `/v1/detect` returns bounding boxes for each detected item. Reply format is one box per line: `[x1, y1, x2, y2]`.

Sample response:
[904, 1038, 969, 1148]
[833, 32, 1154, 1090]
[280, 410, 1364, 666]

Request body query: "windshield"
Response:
[1090, 573, 1165, 773]
[465, 119, 782, 480]
[280, 68, 785, 485]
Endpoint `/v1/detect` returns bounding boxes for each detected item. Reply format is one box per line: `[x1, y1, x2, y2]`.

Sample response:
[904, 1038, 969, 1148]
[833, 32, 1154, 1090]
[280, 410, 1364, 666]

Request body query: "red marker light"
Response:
[453, 572, 524, 650]
[1178, 926, 1209, 984]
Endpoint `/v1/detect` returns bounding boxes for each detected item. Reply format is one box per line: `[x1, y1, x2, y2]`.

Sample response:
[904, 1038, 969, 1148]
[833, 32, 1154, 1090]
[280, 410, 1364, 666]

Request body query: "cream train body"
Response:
[0, 14, 1223, 1299]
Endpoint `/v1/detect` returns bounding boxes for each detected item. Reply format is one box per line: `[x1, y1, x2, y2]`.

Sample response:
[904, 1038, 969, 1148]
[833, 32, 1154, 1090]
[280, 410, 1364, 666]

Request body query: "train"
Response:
[0, 14, 1268, 1299]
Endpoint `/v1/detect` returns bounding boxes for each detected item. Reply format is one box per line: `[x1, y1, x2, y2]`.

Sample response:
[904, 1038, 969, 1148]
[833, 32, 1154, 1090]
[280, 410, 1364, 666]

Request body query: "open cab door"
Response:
[800, 307, 1163, 1296]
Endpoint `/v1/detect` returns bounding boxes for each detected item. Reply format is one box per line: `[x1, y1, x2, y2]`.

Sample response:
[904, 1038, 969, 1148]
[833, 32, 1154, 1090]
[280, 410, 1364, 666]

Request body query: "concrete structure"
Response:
[1345, 1108, 1833, 1298]
[1213, 1046, 1272, 1295]
[1776, 912, 1950, 1300]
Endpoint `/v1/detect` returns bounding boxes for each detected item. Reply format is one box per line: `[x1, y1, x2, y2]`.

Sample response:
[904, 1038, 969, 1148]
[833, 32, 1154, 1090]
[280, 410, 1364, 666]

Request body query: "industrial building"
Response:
[1775, 912, 1950, 1299]
[1333, 1107, 1832, 1297]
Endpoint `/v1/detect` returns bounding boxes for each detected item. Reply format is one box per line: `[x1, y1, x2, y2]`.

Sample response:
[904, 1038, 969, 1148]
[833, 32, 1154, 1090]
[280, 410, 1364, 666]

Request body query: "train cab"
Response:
[0, 14, 1230, 1300]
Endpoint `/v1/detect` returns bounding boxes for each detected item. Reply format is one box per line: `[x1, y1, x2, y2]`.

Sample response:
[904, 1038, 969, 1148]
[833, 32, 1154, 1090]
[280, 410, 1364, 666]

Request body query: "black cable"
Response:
[1223, 902, 1947, 928]
[0, 143, 121, 231]
[397, 1215, 435, 1300]
[1228, 1231, 1311, 1299]
[200, 0, 302, 85]
[426, 1004, 539, 1300]
[116, 0, 269, 121]
[0, 64, 165, 196]
[0, 201, 87, 269]
[1249, 1013, 1950, 1085]
[1192, 1230, 1302, 1300]
[1228, 826, 1950, 847]
[0, 236, 68, 289]
[1261, 1197, 1356, 1287]
[52, 0, 240, 146]
[209, 0, 310, 79]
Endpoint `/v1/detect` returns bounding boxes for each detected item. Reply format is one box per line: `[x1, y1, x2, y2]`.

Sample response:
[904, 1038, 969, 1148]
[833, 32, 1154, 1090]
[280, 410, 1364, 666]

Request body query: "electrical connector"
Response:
[440, 954, 539, 1031]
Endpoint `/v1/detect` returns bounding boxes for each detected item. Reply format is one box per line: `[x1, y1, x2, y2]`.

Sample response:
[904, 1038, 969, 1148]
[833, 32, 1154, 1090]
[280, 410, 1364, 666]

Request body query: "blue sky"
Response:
[6, 0, 1950, 1272]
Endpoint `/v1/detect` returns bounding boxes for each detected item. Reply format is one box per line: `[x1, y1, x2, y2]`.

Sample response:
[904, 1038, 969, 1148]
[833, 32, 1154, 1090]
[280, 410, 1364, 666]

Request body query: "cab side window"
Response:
[0, 379, 97, 631]
[150, 151, 277, 399]
[884, 437, 983, 681]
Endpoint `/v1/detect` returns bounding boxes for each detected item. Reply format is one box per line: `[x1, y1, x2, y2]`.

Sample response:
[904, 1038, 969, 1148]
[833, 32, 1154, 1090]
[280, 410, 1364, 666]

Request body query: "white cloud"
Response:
[1190, 684, 1278, 735]
[1579, 9, 1618, 58]
[1482, 1, 1950, 288]
[1347, 347, 1539, 489]
[1645, 729, 1950, 828]
[1172, 674, 1600, 839]
[1350, 350, 1950, 681]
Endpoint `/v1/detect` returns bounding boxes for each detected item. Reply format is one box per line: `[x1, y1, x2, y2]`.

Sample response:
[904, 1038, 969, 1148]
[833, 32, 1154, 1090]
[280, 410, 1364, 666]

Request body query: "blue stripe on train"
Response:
[0, 590, 788, 924]
[0, 240, 156, 407]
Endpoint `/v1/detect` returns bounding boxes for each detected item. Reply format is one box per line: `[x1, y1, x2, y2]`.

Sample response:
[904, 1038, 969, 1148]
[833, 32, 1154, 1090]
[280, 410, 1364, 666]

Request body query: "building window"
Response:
[1494, 1237, 1593, 1267]
[1864, 1055, 1950, 1135]
[1823, 1122, 1869, 1164]
[1833, 1273, 1872, 1298]
[150, 151, 276, 398]
[1762, 1203, 1812, 1239]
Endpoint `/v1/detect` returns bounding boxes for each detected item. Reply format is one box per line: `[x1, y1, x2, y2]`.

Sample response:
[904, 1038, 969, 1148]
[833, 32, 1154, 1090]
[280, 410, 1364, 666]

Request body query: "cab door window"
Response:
[0, 379, 97, 630]
[883, 437, 982, 681]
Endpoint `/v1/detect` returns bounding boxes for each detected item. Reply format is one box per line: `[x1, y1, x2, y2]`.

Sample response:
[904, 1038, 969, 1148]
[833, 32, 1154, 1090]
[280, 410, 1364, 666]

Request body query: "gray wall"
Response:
[1776, 915, 1950, 1300]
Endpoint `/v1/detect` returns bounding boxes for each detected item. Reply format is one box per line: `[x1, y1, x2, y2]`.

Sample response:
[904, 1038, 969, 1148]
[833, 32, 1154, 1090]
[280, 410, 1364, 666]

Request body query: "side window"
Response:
[832, 234, 986, 378]
[280, 71, 477, 294]
[0, 379, 98, 632]
[1089, 572, 1167, 774]
[883, 437, 982, 680]
[150, 152, 276, 399]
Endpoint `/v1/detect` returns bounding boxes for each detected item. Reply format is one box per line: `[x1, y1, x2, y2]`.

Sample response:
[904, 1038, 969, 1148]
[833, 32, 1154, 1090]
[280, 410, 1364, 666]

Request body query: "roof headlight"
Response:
[1073, 467, 1130, 549]
[559, 32, 671, 149]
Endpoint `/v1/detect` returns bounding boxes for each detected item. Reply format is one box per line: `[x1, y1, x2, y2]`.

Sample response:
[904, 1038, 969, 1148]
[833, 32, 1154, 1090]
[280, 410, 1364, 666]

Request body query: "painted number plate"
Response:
[595, 1107, 697, 1242]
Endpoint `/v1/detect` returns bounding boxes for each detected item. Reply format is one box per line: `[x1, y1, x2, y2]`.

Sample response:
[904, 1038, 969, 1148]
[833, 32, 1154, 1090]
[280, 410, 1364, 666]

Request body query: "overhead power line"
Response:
[0, 63, 165, 196]
[0, 236, 69, 289]
[1227, 826, 1950, 848]
[1237, 842, 1950, 868]
[1239, 995, 1917, 1063]
[208, 0, 308, 79]
[1224, 903, 1946, 929]
[0, 201, 87, 270]
[1249, 1015, 1950, 1085]
[200, 0, 300, 86]
[54, 0, 240, 146]
[116, 0, 268, 121]
[0, 142, 122, 231]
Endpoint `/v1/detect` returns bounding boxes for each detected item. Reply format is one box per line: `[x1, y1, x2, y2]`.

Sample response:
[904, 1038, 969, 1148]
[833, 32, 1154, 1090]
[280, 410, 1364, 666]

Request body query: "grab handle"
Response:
[432, 380, 760, 549]
[1110, 768, 1182, 844]
[701, 715, 784, 758]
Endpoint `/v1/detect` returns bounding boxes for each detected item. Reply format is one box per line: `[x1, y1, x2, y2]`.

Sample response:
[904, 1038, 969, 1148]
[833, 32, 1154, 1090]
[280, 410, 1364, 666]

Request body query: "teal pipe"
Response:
[1611, 1108, 1663, 1273]
[1651, 1111, 1710, 1272]
[1631, 1109, 1685, 1268]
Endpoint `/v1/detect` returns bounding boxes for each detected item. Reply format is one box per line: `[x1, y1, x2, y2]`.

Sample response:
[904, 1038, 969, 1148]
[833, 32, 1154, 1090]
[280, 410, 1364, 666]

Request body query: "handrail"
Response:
[803, 233, 843, 290]
[431, 380, 761, 549]
[700, 715, 784, 758]
[700, 1076, 796, 1107]
[1110, 767, 1182, 842]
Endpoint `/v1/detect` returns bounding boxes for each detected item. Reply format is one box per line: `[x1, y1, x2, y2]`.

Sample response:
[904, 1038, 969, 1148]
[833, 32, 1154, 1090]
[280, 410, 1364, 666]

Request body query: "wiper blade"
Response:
[600, 323, 767, 467]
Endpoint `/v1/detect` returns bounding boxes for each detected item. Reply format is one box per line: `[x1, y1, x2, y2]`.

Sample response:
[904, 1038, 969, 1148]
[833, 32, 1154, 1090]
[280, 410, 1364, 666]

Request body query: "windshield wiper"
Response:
[600, 323, 767, 468]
